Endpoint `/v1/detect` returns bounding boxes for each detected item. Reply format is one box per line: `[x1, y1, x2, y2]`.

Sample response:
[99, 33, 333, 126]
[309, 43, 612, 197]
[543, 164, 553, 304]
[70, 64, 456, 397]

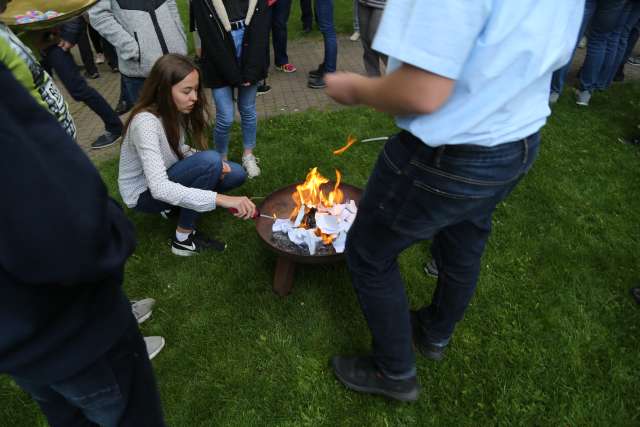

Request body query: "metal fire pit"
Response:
[255, 182, 362, 296]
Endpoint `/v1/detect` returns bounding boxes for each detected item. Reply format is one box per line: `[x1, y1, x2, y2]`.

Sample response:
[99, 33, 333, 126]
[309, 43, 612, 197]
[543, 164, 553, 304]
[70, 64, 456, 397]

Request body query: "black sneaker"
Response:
[84, 71, 100, 79]
[308, 63, 324, 79]
[631, 287, 640, 304]
[257, 83, 271, 96]
[423, 259, 439, 278]
[171, 230, 226, 256]
[410, 311, 447, 361]
[91, 131, 121, 149]
[160, 208, 179, 220]
[330, 355, 420, 402]
[308, 74, 326, 89]
[115, 100, 131, 115]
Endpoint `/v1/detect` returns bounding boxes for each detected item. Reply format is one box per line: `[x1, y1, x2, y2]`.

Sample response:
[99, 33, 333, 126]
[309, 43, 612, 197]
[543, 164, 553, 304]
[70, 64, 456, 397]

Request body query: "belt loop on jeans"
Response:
[230, 20, 245, 31]
[522, 137, 529, 166]
[434, 146, 446, 168]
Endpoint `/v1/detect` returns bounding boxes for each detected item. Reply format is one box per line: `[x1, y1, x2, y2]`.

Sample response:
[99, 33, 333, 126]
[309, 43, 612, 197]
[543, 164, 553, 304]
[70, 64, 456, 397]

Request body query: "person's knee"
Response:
[215, 109, 234, 130]
[199, 150, 223, 173]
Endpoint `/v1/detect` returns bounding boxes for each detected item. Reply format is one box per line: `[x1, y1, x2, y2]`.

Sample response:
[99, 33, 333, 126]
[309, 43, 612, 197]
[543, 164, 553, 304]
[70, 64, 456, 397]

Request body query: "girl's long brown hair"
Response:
[124, 54, 211, 159]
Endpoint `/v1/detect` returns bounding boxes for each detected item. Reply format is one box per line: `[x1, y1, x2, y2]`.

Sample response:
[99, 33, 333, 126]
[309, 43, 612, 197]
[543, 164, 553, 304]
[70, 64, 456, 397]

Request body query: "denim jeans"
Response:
[579, 0, 627, 91]
[352, 0, 359, 32]
[316, 0, 337, 73]
[42, 46, 122, 135]
[12, 317, 165, 427]
[551, 0, 595, 94]
[601, 1, 640, 87]
[345, 131, 540, 378]
[135, 151, 247, 229]
[272, 0, 292, 66]
[212, 28, 258, 155]
[122, 75, 146, 107]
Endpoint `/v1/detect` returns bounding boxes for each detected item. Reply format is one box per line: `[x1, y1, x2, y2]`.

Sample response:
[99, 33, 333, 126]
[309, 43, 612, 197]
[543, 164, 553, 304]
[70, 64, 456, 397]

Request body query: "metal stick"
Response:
[360, 136, 389, 143]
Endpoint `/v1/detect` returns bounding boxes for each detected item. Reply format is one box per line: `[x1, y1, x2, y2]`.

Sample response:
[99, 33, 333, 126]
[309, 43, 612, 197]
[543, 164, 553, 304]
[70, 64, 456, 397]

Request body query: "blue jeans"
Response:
[122, 75, 146, 107]
[12, 317, 164, 427]
[601, 1, 640, 87]
[135, 151, 247, 229]
[316, 0, 337, 73]
[353, 0, 359, 32]
[551, 0, 594, 94]
[300, 0, 313, 29]
[579, 0, 627, 91]
[212, 27, 258, 155]
[272, 0, 292, 66]
[345, 131, 540, 378]
[42, 46, 123, 135]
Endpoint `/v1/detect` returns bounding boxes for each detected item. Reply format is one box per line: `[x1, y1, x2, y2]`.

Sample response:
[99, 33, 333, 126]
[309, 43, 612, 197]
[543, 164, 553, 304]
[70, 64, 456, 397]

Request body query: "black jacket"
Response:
[0, 63, 136, 383]
[190, 0, 270, 88]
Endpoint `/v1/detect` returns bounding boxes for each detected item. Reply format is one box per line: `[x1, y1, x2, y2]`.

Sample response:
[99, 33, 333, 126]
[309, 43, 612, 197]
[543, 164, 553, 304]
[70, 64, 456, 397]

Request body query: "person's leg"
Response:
[237, 84, 258, 155]
[300, 0, 313, 30]
[211, 86, 235, 158]
[342, 131, 540, 379]
[316, 0, 337, 73]
[13, 318, 164, 427]
[121, 76, 146, 106]
[579, 0, 626, 93]
[350, 0, 360, 40]
[551, 0, 596, 95]
[598, 1, 631, 89]
[101, 38, 118, 71]
[359, 4, 383, 77]
[87, 24, 104, 54]
[76, 24, 99, 77]
[607, 2, 640, 84]
[272, 0, 292, 67]
[44, 46, 122, 136]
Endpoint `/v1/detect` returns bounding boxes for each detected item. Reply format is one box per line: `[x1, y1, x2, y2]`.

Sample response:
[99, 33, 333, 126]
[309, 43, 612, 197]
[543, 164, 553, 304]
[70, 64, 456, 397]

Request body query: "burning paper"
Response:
[272, 168, 358, 255]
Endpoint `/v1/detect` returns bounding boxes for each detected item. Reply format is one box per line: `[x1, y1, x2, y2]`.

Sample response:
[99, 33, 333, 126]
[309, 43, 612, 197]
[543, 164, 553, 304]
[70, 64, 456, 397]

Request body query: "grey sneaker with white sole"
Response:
[144, 336, 165, 360]
[131, 298, 156, 324]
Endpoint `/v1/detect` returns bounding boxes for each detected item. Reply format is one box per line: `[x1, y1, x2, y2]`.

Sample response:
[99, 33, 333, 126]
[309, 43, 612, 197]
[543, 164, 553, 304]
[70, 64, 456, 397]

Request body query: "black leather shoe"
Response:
[307, 74, 326, 89]
[410, 311, 447, 361]
[331, 355, 420, 402]
[631, 287, 640, 304]
[308, 63, 324, 79]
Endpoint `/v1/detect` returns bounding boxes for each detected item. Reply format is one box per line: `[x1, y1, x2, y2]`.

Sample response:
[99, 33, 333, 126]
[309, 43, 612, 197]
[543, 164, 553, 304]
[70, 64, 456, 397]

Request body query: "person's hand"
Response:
[325, 72, 366, 105]
[216, 195, 256, 220]
[57, 39, 75, 51]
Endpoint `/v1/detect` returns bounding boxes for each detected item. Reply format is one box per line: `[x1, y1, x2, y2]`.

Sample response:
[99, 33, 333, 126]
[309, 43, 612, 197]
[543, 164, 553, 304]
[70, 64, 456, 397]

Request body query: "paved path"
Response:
[58, 36, 640, 164]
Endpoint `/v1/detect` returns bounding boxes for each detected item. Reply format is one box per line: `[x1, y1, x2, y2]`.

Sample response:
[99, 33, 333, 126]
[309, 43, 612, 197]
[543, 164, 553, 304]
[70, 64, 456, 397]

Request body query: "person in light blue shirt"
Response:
[324, 0, 584, 402]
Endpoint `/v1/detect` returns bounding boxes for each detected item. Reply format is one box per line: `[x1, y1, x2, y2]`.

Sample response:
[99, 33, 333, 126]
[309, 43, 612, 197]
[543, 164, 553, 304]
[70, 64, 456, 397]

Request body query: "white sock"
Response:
[176, 230, 191, 242]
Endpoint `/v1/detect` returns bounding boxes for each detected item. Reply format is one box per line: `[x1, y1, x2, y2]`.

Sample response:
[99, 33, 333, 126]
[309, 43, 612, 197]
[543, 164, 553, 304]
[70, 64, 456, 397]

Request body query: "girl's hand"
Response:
[216, 195, 256, 220]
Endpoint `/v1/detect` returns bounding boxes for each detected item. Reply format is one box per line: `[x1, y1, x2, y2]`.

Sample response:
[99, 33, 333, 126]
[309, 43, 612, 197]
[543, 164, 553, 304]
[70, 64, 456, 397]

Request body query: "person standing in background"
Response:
[357, 0, 387, 76]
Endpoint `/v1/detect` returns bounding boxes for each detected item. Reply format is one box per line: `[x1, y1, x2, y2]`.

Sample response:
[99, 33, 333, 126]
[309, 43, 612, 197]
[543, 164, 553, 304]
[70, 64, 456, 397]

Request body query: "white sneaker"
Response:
[95, 53, 105, 64]
[350, 31, 360, 42]
[144, 336, 165, 360]
[549, 92, 560, 104]
[131, 298, 156, 324]
[576, 90, 591, 107]
[242, 154, 261, 178]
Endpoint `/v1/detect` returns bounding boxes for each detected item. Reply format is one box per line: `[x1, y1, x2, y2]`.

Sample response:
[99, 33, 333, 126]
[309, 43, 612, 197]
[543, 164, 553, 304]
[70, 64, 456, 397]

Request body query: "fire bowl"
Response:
[256, 182, 362, 296]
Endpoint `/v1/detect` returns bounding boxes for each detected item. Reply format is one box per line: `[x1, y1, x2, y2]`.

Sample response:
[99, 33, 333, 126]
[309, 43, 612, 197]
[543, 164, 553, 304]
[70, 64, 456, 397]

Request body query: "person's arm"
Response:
[325, 65, 455, 115]
[88, 0, 140, 61]
[129, 114, 218, 211]
[326, 1, 490, 115]
[0, 62, 136, 286]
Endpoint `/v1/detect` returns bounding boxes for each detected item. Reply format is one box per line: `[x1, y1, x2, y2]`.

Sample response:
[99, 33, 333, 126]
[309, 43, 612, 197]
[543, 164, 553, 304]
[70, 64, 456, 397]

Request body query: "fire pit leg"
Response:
[273, 256, 296, 296]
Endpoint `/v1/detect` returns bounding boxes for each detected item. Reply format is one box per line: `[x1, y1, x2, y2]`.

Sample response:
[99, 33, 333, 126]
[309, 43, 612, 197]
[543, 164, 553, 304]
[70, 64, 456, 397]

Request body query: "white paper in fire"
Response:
[272, 200, 358, 255]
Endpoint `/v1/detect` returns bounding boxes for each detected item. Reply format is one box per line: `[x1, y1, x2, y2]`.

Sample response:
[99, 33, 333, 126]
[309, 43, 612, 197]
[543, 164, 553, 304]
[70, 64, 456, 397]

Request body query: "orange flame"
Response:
[333, 135, 358, 155]
[289, 168, 344, 245]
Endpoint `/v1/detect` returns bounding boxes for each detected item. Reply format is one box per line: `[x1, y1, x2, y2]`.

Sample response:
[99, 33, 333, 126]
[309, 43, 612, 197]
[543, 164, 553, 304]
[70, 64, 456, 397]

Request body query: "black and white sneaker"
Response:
[170, 230, 226, 256]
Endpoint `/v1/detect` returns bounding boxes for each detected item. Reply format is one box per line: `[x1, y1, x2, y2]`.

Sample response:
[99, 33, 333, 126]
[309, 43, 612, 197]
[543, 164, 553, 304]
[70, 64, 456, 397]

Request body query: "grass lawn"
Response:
[1, 79, 639, 425]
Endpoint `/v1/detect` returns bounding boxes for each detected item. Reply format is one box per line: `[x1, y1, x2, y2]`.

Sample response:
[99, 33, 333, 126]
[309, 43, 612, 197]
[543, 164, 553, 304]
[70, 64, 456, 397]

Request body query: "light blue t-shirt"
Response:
[372, 0, 584, 147]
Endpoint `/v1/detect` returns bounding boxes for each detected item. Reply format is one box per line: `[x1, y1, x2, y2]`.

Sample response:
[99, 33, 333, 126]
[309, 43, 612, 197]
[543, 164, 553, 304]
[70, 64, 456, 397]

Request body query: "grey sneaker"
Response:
[627, 56, 640, 66]
[242, 153, 261, 178]
[131, 298, 156, 324]
[549, 92, 560, 104]
[91, 131, 121, 149]
[576, 90, 591, 106]
[144, 336, 165, 360]
[423, 259, 439, 278]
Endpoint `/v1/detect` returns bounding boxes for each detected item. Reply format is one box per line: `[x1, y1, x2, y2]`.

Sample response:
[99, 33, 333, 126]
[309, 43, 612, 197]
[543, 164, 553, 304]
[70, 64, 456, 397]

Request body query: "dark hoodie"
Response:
[0, 62, 136, 383]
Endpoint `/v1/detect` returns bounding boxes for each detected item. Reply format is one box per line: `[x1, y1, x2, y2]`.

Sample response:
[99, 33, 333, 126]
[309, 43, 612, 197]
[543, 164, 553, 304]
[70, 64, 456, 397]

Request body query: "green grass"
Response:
[2, 83, 640, 424]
